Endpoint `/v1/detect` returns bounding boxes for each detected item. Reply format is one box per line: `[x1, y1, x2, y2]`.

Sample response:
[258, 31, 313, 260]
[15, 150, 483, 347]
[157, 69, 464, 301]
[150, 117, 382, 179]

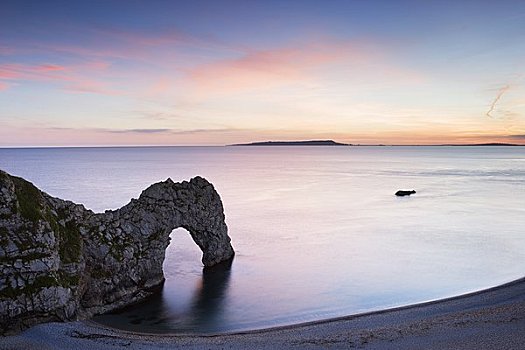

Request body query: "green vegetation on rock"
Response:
[58, 221, 82, 263]
[1, 173, 83, 264]
[90, 268, 111, 279]
[59, 272, 80, 287]
[12, 177, 43, 223]
[44, 209, 82, 264]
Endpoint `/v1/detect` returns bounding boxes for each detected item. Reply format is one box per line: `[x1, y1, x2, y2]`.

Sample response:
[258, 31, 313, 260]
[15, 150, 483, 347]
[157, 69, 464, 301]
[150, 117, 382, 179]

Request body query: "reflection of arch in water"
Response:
[137, 255, 233, 332]
[148, 227, 233, 332]
[189, 257, 233, 329]
[91, 256, 233, 333]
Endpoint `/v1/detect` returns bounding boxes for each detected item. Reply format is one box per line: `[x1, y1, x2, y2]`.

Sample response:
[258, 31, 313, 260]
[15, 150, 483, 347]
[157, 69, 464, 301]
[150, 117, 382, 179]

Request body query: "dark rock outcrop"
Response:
[395, 190, 416, 197]
[0, 170, 234, 334]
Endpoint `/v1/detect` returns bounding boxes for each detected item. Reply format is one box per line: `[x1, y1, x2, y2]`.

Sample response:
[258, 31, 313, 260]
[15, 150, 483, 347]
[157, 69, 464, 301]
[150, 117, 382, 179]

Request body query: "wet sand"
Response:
[1, 277, 524, 349]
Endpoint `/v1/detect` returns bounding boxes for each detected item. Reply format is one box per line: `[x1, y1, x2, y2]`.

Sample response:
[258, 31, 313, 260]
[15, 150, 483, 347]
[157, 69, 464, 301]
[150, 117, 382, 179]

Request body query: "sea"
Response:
[0, 146, 524, 334]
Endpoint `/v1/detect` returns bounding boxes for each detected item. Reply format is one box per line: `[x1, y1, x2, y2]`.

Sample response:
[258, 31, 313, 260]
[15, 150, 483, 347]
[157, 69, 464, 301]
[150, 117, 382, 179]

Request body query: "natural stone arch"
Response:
[0, 170, 234, 334]
[79, 176, 235, 314]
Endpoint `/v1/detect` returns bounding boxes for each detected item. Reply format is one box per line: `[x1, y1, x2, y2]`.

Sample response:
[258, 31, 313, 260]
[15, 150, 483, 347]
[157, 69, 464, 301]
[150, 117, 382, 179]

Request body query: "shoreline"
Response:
[1, 277, 524, 349]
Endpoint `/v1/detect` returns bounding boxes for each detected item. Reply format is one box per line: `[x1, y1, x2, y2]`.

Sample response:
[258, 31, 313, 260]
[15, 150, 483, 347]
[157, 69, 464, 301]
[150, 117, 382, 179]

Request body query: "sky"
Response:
[1, 0, 525, 146]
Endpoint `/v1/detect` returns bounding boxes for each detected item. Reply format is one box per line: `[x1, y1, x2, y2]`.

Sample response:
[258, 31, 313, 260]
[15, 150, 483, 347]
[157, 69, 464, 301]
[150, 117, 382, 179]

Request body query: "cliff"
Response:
[0, 170, 234, 334]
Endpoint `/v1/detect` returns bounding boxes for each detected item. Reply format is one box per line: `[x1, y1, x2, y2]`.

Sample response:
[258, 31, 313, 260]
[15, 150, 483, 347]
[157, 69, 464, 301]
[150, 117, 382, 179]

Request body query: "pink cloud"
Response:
[0, 61, 117, 95]
[183, 40, 420, 95]
[0, 81, 8, 91]
[0, 66, 20, 79]
[34, 64, 67, 72]
[83, 61, 111, 70]
[185, 45, 345, 94]
[0, 63, 69, 81]
[146, 78, 172, 95]
[65, 81, 120, 95]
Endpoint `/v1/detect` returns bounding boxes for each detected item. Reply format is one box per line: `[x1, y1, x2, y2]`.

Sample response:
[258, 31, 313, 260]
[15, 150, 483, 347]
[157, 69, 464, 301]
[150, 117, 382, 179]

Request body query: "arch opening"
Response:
[92, 227, 233, 333]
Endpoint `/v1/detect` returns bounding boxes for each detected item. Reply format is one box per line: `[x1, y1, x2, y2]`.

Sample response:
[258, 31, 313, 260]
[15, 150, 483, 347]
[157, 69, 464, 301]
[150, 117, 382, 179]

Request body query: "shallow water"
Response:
[1, 146, 524, 333]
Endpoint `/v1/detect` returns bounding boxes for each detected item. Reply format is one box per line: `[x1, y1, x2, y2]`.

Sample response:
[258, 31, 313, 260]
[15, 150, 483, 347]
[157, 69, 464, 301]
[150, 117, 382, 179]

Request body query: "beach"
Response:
[1, 277, 524, 349]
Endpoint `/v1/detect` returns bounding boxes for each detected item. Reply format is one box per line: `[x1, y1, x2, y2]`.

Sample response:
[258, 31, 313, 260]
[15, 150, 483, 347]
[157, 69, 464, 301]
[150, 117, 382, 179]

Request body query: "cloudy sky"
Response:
[1, 0, 524, 146]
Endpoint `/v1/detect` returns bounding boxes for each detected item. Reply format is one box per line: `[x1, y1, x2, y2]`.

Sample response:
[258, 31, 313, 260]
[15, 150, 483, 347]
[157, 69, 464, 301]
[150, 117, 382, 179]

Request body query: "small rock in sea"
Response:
[395, 190, 416, 196]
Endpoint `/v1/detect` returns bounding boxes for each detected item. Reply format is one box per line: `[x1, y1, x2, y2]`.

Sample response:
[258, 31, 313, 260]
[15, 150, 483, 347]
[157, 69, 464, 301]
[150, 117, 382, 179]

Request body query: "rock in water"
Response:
[395, 190, 416, 196]
[0, 169, 234, 334]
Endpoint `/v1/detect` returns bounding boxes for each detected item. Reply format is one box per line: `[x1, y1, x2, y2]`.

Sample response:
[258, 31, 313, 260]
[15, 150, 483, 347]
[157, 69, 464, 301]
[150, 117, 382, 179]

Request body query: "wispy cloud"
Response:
[0, 61, 118, 95]
[34, 64, 67, 72]
[134, 110, 190, 121]
[169, 128, 239, 135]
[65, 81, 119, 95]
[486, 84, 510, 118]
[182, 39, 423, 98]
[184, 43, 360, 94]
[136, 111, 172, 121]
[109, 128, 171, 134]
[44, 126, 238, 135]
[0, 63, 68, 78]
[144, 78, 175, 96]
[0, 66, 21, 79]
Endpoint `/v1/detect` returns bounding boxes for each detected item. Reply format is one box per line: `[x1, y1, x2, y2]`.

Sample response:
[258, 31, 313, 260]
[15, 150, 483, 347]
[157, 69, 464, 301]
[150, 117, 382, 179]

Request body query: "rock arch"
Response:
[0, 170, 234, 334]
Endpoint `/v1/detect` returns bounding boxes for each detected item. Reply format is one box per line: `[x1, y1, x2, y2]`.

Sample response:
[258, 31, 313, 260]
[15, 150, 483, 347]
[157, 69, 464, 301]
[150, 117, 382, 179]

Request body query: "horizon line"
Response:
[1, 143, 525, 149]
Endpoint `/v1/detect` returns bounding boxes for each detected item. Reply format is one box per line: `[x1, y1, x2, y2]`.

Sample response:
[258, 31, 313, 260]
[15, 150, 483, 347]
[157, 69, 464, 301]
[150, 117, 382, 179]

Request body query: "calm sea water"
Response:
[1, 146, 524, 334]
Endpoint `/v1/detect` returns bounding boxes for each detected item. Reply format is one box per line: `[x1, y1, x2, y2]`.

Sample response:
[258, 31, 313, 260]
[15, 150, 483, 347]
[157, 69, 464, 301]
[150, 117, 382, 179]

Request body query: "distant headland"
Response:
[229, 140, 523, 147]
[444, 143, 522, 146]
[230, 140, 350, 146]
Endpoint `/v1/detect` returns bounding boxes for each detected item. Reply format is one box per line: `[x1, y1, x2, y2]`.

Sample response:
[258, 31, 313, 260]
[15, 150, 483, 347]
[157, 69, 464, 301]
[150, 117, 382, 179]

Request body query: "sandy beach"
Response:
[1, 277, 523, 350]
